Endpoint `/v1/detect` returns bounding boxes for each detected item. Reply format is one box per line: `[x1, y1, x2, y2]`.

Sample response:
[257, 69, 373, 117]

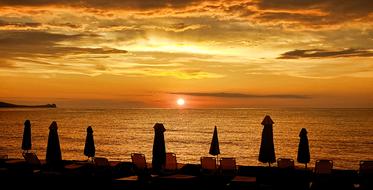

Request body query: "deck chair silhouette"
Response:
[131, 153, 147, 171]
[277, 158, 295, 169]
[200, 156, 217, 175]
[359, 160, 373, 189]
[220, 157, 237, 176]
[94, 157, 110, 167]
[131, 153, 158, 180]
[23, 152, 42, 168]
[92, 157, 113, 178]
[315, 159, 333, 174]
[156, 153, 197, 187]
[219, 157, 257, 188]
[359, 160, 373, 175]
[165, 153, 178, 172]
[0, 154, 8, 160]
[113, 154, 150, 187]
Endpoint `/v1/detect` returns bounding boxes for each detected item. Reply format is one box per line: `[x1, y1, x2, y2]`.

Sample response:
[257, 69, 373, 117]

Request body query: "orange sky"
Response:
[0, 0, 372, 108]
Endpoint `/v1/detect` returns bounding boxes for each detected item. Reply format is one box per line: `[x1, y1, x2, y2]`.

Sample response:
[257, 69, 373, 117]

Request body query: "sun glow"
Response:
[177, 98, 185, 106]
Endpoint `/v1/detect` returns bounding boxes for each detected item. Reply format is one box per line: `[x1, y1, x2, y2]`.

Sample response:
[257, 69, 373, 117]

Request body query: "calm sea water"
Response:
[0, 108, 372, 169]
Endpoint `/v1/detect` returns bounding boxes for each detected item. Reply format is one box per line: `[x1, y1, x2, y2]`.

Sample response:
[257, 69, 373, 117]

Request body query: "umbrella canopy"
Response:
[84, 126, 95, 159]
[152, 123, 166, 173]
[297, 128, 310, 168]
[209, 126, 220, 156]
[258, 115, 276, 166]
[22, 120, 32, 152]
[46, 121, 62, 167]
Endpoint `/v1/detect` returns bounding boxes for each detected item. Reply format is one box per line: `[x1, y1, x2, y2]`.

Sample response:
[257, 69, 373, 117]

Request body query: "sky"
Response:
[0, 0, 372, 108]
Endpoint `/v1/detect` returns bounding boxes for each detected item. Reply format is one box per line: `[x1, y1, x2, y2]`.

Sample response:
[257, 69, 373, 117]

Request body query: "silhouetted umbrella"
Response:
[297, 128, 310, 169]
[152, 123, 166, 174]
[46, 121, 62, 167]
[22, 120, 32, 153]
[84, 126, 95, 161]
[258, 115, 276, 166]
[209, 126, 220, 162]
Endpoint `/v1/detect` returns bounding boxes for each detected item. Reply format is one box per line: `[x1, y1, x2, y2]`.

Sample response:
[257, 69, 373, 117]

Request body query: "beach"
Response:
[0, 157, 368, 190]
[1, 108, 372, 169]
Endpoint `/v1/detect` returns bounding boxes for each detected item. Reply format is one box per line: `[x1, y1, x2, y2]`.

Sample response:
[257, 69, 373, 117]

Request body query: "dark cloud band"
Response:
[278, 48, 373, 59]
[170, 92, 310, 99]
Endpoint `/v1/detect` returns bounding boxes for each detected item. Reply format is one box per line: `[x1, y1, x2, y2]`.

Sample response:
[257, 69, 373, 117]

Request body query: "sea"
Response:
[0, 108, 372, 169]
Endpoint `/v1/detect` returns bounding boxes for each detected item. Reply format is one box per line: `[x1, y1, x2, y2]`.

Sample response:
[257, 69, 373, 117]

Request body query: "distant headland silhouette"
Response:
[0, 101, 56, 108]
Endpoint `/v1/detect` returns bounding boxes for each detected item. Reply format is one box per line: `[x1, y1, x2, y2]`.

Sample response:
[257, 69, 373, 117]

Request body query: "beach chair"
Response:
[200, 156, 217, 175]
[314, 159, 333, 175]
[0, 154, 8, 160]
[359, 160, 373, 175]
[220, 157, 237, 176]
[93, 157, 112, 178]
[359, 160, 373, 189]
[155, 153, 197, 188]
[23, 152, 41, 168]
[311, 160, 334, 190]
[0, 154, 8, 165]
[277, 158, 295, 169]
[131, 153, 148, 171]
[113, 154, 150, 188]
[130, 153, 157, 180]
[94, 157, 110, 167]
[219, 158, 257, 188]
[165, 152, 178, 172]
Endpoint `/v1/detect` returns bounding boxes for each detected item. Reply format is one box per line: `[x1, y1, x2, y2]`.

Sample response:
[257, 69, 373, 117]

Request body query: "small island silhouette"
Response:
[0, 101, 57, 108]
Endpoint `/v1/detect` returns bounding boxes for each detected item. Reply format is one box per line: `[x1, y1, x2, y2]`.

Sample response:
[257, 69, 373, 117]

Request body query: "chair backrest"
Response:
[201, 156, 217, 170]
[220, 157, 236, 171]
[94, 157, 109, 167]
[315, 159, 333, 174]
[165, 152, 177, 171]
[23, 152, 41, 166]
[277, 158, 295, 169]
[0, 154, 8, 160]
[359, 160, 373, 175]
[131, 153, 147, 170]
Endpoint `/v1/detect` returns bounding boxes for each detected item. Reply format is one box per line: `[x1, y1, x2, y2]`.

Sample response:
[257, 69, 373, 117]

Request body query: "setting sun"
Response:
[177, 98, 185, 106]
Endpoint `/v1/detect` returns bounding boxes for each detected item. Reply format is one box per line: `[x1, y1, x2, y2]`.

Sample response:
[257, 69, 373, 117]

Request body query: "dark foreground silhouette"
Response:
[0, 157, 371, 190]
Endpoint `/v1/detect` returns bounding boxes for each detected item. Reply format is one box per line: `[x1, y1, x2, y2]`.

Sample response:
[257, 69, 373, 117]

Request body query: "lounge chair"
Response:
[200, 156, 217, 175]
[131, 153, 148, 172]
[94, 157, 110, 167]
[23, 152, 42, 168]
[314, 159, 333, 175]
[131, 153, 158, 179]
[220, 157, 237, 176]
[359, 160, 373, 190]
[113, 153, 156, 188]
[219, 157, 257, 188]
[165, 152, 178, 172]
[311, 160, 334, 190]
[360, 160, 373, 175]
[277, 158, 295, 169]
[155, 153, 197, 189]
[0, 154, 7, 160]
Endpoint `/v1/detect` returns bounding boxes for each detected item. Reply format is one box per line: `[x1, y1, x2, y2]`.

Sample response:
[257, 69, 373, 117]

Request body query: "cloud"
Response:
[0, 31, 127, 58]
[0, 0, 207, 10]
[278, 48, 373, 59]
[170, 92, 310, 99]
[257, 0, 373, 17]
[0, 19, 42, 29]
[112, 68, 224, 79]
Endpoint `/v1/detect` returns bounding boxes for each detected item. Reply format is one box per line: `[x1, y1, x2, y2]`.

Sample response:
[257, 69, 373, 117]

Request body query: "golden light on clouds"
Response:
[0, 0, 372, 108]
